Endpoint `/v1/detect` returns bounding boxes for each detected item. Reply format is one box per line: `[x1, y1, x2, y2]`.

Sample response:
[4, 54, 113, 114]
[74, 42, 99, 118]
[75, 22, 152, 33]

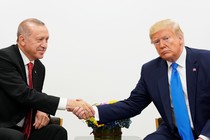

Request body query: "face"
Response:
[18, 23, 49, 61]
[151, 29, 184, 62]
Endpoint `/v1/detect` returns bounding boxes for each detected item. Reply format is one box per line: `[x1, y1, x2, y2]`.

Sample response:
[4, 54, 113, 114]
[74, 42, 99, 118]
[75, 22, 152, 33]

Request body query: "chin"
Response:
[162, 54, 173, 61]
[37, 55, 44, 59]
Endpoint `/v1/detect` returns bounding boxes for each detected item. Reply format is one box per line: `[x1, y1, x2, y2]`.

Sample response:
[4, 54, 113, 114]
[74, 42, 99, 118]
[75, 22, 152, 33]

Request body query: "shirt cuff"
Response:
[57, 98, 67, 110]
[199, 135, 210, 140]
[93, 106, 99, 121]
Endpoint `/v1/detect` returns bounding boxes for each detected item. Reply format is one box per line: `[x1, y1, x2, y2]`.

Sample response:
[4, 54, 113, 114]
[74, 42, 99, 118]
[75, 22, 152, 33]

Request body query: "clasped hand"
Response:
[34, 110, 50, 129]
[66, 99, 94, 120]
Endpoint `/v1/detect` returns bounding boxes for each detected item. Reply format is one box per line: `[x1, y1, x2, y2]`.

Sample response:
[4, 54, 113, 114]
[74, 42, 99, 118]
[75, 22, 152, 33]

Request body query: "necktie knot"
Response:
[27, 62, 34, 70]
[171, 62, 178, 70]
[27, 62, 34, 89]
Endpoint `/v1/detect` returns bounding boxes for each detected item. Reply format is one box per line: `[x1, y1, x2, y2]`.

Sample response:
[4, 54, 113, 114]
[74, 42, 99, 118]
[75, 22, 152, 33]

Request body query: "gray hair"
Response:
[17, 18, 45, 41]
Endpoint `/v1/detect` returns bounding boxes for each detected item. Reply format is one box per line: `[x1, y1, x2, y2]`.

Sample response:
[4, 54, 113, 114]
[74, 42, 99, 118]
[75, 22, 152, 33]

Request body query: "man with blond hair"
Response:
[74, 19, 210, 140]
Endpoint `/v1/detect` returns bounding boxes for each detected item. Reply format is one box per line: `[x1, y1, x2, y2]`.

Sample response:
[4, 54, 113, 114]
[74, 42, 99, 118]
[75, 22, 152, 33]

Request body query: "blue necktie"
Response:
[170, 63, 194, 140]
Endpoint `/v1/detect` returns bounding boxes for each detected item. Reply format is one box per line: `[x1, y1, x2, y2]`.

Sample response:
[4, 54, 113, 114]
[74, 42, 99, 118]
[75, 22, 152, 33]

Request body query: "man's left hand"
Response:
[33, 110, 50, 129]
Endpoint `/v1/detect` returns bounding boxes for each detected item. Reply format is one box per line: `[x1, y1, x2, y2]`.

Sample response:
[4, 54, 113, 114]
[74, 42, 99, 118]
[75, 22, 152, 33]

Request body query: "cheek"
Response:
[170, 43, 180, 53]
[155, 47, 161, 55]
[27, 45, 39, 56]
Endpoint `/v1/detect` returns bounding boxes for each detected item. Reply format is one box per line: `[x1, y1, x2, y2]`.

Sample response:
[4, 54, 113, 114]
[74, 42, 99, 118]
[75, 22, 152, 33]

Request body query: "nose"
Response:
[159, 39, 166, 48]
[41, 40, 48, 48]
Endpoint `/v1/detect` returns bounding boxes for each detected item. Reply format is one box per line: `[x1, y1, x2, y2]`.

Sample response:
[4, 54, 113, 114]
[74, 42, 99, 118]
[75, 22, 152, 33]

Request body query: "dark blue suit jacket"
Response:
[97, 47, 210, 137]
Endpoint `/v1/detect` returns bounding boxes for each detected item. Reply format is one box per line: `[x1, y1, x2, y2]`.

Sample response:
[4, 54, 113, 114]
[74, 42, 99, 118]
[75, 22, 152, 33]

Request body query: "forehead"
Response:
[28, 25, 49, 37]
[151, 29, 175, 40]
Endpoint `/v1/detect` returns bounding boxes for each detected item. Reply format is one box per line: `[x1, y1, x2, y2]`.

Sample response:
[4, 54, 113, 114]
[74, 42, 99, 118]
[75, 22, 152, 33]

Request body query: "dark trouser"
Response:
[0, 124, 67, 140]
[144, 124, 181, 140]
[144, 123, 197, 140]
[0, 128, 24, 140]
[29, 124, 67, 140]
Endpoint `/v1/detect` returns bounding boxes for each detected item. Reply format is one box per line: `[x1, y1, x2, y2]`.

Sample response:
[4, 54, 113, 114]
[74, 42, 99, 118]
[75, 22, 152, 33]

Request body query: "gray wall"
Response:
[0, 0, 210, 139]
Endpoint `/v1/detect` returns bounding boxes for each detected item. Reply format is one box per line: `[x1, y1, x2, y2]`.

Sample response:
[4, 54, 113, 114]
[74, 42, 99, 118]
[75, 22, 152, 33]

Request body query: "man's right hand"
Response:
[66, 99, 95, 119]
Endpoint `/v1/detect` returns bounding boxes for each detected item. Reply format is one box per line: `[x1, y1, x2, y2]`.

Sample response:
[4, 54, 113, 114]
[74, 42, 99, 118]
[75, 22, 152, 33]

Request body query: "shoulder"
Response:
[186, 46, 210, 69]
[186, 46, 210, 55]
[142, 57, 166, 70]
[0, 44, 19, 54]
[139, 57, 167, 79]
[186, 46, 210, 60]
[0, 44, 21, 64]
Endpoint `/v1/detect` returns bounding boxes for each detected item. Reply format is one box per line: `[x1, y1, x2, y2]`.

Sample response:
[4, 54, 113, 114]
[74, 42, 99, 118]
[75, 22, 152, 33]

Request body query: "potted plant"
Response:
[86, 100, 131, 140]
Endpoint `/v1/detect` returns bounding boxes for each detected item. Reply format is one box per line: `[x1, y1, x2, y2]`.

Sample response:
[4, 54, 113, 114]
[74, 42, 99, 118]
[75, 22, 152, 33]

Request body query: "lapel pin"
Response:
[193, 68, 196, 72]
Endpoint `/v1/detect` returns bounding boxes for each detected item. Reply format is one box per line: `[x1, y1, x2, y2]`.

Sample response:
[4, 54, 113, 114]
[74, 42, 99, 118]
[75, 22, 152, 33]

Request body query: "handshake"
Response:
[66, 99, 95, 120]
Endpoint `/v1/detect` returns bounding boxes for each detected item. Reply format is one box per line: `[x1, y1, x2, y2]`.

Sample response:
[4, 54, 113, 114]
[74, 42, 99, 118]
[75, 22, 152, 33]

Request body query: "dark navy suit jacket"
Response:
[97, 47, 210, 137]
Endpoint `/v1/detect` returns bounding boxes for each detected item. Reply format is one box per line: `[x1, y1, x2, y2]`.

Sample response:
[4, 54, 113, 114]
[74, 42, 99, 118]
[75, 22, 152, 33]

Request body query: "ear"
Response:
[18, 35, 25, 46]
[177, 34, 184, 46]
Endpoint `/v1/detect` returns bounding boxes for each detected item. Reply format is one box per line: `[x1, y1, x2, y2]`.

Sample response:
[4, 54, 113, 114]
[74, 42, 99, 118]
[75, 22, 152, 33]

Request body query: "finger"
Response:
[83, 111, 91, 120]
[33, 119, 41, 129]
[75, 108, 86, 119]
[33, 116, 40, 129]
[73, 107, 80, 115]
[42, 117, 50, 126]
[40, 116, 49, 127]
[72, 106, 80, 114]
[80, 111, 87, 119]
[77, 109, 86, 119]
[73, 106, 87, 119]
[75, 101, 94, 117]
[83, 103, 94, 116]
[36, 119, 43, 129]
[87, 105, 95, 116]
[81, 108, 91, 119]
[34, 117, 47, 129]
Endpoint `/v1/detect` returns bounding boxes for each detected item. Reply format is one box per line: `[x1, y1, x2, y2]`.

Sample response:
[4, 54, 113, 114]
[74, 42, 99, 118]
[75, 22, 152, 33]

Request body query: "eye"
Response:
[36, 38, 42, 42]
[152, 39, 160, 45]
[163, 36, 170, 41]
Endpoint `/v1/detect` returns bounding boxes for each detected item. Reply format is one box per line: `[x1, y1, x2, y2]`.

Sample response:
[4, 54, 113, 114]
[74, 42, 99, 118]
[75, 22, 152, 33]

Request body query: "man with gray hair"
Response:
[0, 18, 94, 140]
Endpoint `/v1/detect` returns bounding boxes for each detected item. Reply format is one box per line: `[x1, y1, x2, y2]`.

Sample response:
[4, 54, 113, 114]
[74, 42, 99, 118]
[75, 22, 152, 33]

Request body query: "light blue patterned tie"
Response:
[170, 63, 194, 140]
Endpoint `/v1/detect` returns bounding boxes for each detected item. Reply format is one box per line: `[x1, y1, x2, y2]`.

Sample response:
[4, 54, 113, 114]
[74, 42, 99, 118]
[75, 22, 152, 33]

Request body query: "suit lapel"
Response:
[11, 45, 27, 82]
[32, 61, 39, 90]
[157, 60, 175, 130]
[186, 47, 198, 123]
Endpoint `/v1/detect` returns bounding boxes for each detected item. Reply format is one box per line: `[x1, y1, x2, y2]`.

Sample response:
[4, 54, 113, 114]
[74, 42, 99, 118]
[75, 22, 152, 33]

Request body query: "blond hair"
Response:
[149, 19, 183, 40]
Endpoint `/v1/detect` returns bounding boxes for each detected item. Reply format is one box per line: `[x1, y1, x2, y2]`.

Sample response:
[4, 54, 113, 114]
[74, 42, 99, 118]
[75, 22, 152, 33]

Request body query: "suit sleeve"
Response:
[98, 64, 152, 124]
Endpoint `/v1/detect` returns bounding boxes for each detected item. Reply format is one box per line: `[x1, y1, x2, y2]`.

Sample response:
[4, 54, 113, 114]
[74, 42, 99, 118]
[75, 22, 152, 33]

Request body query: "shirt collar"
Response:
[167, 47, 186, 68]
[18, 47, 34, 66]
